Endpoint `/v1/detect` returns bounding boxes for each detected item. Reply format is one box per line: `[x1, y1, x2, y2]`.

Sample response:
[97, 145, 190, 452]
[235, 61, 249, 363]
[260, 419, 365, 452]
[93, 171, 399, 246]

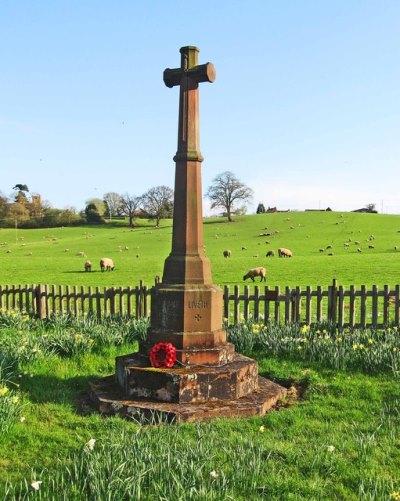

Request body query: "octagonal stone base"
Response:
[89, 375, 287, 423]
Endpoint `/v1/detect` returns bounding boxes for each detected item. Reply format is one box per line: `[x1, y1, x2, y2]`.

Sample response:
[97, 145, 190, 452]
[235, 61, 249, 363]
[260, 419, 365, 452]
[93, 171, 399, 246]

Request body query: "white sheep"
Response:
[243, 267, 267, 282]
[84, 260, 92, 272]
[278, 248, 293, 258]
[223, 249, 231, 258]
[100, 257, 114, 271]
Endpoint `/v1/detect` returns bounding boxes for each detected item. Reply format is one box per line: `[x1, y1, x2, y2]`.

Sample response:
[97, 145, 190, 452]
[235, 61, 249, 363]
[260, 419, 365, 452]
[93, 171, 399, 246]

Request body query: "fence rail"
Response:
[0, 280, 399, 328]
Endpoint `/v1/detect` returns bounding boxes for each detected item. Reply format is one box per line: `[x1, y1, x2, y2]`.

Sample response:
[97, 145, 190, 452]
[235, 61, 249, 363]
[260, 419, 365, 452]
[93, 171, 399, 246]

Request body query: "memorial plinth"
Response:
[90, 46, 286, 422]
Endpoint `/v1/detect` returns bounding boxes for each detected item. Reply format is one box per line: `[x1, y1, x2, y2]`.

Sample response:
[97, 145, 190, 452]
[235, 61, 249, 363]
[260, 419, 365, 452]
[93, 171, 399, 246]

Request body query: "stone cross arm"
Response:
[163, 46, 215, 88]
[164, 63, 215, 88]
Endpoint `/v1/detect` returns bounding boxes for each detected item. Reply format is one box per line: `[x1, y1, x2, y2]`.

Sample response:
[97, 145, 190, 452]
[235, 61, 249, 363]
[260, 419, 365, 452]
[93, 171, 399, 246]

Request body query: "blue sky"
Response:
[1, 1, 399, 214]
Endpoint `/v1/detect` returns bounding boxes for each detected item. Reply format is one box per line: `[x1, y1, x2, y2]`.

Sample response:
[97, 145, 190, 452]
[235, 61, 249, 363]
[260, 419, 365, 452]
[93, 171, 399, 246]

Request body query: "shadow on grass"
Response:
[21, 373, 100, 405]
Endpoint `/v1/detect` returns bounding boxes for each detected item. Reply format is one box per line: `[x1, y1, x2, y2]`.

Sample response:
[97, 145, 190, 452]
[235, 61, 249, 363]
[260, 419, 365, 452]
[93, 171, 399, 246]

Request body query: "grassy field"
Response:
[0, 313, 399, 499]
[1, 211, 400, 289]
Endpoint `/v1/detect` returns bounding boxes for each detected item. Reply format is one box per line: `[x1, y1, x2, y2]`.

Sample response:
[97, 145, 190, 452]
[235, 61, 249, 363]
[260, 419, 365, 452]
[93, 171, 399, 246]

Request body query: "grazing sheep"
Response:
[328, 252, 334, 256]
[395, 246, 398, 251]
[77, 251, 86, 257]
[84, 260, 92, 272]
[64, 249, 70, 252]
[368, 245, 375, 249]
[354, 241, 360, 245]
[266, 250, 275, 257]
[223, 249, 231, 258]
[326, 245, 332, 249]
[319, 248, 325, 253]
[253, 254, 259, 258]
[243, 267, 266, 282]
[100, 257, 114, 271]
[241, 246, 247, 250]
[357, 248, 362, 253]
[344, 243, 349, 247]
[278, 248, 293, 258]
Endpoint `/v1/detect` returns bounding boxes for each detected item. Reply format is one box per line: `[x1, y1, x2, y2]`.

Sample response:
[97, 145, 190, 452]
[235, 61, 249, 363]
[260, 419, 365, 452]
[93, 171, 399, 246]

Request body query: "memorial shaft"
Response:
[162, 46, 216, 285]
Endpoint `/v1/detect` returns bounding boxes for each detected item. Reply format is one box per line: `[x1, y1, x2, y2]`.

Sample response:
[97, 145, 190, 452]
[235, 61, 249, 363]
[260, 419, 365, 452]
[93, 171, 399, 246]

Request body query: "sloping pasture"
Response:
[0, 211, 399, 288]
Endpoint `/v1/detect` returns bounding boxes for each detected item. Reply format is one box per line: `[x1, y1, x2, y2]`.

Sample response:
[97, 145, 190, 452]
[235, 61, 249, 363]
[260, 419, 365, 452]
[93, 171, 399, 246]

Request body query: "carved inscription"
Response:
[188, 300, 208, 309]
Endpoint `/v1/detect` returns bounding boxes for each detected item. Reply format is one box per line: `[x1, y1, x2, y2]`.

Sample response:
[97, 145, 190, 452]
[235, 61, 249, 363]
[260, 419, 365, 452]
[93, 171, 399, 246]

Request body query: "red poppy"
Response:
[149, 342, 177, 368]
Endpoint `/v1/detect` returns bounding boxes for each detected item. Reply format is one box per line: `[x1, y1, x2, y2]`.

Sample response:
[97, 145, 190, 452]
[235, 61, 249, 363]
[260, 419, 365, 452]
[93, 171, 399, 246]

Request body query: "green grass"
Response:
[0, 211, 399, 288]
[0, 314, 399, 499]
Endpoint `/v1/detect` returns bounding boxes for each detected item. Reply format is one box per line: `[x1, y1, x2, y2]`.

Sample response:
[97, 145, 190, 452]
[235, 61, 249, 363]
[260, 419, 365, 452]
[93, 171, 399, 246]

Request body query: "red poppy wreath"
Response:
[149, 342, 177, 368]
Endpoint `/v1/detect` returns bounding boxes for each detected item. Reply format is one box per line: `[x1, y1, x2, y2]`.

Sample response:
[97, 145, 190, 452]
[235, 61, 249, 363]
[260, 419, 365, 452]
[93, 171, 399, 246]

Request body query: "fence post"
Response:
[35, 284, 46, 319]
[328, 279, 338, 324]
[254, 286, 260, 322]
[233, 285, 240, 324]
[243, 286, 249, 321]
[223, 286, 230, 323]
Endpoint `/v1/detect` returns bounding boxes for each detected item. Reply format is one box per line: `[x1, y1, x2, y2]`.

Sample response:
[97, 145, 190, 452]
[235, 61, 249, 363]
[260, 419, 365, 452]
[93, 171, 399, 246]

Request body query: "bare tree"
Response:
[119, 193, 142, 227]
[103, 192, 122, 220]
[205, 171, 253, 222]
[141, 186, 174, 227]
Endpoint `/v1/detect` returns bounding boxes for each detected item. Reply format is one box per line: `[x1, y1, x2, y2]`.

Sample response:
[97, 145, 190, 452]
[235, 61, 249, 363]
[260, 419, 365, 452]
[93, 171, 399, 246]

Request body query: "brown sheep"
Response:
[278, 248, 293, 258]
[266, 250, 275, 257]
[223, 249, 231, 258]
[84, 260, 92, 272]
[243, 267, 266, 282]
[100, 257, 114, 271]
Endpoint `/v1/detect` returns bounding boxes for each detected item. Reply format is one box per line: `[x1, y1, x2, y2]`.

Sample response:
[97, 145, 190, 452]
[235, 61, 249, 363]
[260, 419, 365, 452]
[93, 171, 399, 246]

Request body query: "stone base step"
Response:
[89, 376, 287, 423]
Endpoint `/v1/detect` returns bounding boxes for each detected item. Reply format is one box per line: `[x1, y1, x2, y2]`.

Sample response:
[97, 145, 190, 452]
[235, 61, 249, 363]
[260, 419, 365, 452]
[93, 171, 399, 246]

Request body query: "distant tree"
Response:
[6, 202, 30, 227]
[141, 186, 174, 227]
[85, 203, 104, 224]
[103, 192, 122, 219]
[365, 203, 377, 213]
[85, 198, 106, 216]
[13, 184, 29, 193]
[256, 203, 266, 214]
[0, 193, 9, 221]
[119, 193, 142, 227]
[206, 171, 253, 222]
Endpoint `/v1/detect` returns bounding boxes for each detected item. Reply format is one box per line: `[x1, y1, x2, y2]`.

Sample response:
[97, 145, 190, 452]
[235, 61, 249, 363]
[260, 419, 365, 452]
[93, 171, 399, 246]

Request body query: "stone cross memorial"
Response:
[90, 46, 286, 422]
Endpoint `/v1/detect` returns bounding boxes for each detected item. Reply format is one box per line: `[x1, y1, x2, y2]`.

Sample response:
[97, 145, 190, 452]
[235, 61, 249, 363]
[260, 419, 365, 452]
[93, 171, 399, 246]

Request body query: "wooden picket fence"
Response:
[223, 280, 400, 328]
[0, 280, 399, 328]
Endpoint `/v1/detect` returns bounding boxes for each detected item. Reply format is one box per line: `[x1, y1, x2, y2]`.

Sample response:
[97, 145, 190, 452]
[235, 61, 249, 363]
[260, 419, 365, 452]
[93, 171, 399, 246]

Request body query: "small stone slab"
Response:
[89, 376, 287, 423]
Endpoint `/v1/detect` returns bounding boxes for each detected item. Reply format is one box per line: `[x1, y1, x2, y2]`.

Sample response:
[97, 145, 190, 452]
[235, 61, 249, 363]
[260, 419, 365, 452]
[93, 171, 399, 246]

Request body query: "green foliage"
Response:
[0, 316, 399, 499]
[0, 358, 25, 437]
[228, 320, 400, 375]
[0, 310, 149, 362]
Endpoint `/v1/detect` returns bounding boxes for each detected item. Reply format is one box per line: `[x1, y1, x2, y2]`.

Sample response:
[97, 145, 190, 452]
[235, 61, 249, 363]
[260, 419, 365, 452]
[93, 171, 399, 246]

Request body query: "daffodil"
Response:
[300, 325, 310, 335]
[11, 396, 19, 404]
[327, 445, 335, 452]
[0, 386, 9, 397]
[20, 416, 26, 423]
[259, 425, 265, 433]
[85, 438, 96, 450]
[31, 480, 42, 491]
[210, 470, 219, 478]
